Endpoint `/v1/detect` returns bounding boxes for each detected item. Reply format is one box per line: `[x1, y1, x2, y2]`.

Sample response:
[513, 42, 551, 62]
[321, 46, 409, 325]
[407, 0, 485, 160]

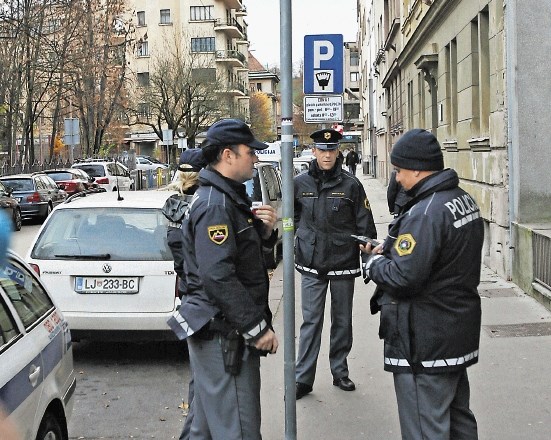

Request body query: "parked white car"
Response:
[0, 250, 75, 440]
[244, 162, 283, 269]
[135, 156, 168, 172]
[71, 160, 133, 192]
[26, 190, 180, 341]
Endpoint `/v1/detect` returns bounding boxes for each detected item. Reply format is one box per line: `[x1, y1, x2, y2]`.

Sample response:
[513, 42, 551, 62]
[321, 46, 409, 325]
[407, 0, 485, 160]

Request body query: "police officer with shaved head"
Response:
[362, 128, 484, 439]
[175, 119, 279, 439]
[294, 128, 377, 400]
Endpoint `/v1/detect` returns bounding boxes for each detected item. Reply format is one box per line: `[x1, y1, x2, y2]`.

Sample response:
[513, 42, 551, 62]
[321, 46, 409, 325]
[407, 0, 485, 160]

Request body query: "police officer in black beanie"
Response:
[361, 128, 484, 439]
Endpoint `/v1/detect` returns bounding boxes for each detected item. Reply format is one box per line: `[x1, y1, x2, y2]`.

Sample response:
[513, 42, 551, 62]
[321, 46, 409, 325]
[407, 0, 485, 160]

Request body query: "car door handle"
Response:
[29, 364, 41, 387]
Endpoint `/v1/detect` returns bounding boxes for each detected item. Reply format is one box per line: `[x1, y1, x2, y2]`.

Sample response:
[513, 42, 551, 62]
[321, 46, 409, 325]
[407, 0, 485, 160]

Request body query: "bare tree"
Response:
[127, 28, 239, 151]
[65, 0, 134, 156]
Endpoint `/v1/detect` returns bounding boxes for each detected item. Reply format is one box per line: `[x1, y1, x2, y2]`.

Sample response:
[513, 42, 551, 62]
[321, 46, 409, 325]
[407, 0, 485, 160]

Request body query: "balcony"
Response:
[218, 82, 248, 97]
[214, 18, 244, 39]
[215, 49, 247, 68]
[235, 5, 247, 17]
[223, 0, 243, 10]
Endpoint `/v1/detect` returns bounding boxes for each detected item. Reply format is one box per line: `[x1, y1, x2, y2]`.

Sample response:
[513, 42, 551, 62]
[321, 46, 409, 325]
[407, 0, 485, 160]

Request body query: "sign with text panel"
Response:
[304, 34, 344, 94]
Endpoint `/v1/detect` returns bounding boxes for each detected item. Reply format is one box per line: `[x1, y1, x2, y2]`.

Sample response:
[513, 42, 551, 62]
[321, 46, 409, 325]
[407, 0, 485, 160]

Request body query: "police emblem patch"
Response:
[394, 233, 416, 256]
[324, 132, 332, 140]
[208, 225, 229, 245]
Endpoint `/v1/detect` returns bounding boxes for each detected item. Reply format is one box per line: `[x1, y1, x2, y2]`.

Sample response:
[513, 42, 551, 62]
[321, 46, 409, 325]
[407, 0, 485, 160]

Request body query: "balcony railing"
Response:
[214, 17, 244, 35]
[215, 49, 247, 65]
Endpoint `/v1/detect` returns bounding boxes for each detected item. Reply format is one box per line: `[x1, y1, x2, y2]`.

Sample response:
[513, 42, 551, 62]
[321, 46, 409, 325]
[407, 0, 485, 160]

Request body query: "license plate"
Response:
[74, 277, 139, 294]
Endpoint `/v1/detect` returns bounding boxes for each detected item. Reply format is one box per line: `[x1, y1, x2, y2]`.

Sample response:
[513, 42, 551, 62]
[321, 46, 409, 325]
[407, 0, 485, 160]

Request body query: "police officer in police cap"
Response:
[294, 128, 377, 399]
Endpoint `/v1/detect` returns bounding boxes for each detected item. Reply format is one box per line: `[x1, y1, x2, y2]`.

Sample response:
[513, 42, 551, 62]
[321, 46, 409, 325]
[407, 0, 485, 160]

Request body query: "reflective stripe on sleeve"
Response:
[384, 349, 479, 369]
[242, 319, 267, 340]
[295, 264, 361, 276]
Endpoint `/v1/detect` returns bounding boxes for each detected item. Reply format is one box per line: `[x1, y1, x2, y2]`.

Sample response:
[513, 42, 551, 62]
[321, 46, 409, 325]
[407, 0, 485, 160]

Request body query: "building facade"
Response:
[358, 0, 551, 309]
[248, 52, 280, 139]
[127, 0, 250, 155]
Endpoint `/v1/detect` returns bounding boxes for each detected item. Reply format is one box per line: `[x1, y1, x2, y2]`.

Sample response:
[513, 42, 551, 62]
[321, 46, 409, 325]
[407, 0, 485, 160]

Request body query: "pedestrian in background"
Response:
[176, 119, 279, 439]
[294, 128, 377, 400]
[345, 148, 360, 175]
[165, 147, 207, 440]
[362, 128, 483, 439]
[386, 169, 411, 217]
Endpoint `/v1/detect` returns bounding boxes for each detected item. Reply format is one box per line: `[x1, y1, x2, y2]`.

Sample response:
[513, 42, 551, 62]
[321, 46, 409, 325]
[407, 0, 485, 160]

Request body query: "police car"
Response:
[0, 250, 75, 440]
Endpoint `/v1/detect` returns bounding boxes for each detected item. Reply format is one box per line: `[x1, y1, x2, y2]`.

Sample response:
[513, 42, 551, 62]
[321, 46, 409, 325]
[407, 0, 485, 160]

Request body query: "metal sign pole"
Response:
[280, 1, 296, 438]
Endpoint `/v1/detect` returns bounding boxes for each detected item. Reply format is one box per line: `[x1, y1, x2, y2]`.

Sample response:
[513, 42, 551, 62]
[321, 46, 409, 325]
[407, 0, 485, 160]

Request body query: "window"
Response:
[445, 39, 458, 136]
[191, 37, 215, 53]
[350, 72, 359, 82]
[137, 41, 149, 57]
[256, 82, 262, 91]
[137, 103, 151, 117]
[0, 297, 20, 347]
[160, 9, 171, 24]
[137, 72, 150, 86]
[137, 11, 146, 26]
[350, 51, 359, 66]
[190, 6, 213, 21]
[0, 259, 54, 329]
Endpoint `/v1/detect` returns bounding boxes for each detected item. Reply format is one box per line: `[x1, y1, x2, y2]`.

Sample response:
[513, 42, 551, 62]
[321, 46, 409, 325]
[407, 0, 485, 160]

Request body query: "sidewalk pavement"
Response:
[260, 174, 551, 440]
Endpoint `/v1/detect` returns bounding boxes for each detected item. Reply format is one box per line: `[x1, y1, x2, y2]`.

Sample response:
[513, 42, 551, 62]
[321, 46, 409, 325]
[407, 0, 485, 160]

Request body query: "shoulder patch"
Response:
[394, 233, 416, 256]
[364, 197, 371, 210]
[208, 225, 229, 245]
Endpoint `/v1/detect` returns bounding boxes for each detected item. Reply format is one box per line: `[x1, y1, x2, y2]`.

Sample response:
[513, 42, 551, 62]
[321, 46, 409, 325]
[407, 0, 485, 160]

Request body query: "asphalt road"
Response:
[12, 221, 193, 439]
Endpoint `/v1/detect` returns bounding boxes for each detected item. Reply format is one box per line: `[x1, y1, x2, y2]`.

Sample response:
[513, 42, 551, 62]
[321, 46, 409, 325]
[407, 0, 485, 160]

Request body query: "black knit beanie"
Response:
[390, 129, 444, 171]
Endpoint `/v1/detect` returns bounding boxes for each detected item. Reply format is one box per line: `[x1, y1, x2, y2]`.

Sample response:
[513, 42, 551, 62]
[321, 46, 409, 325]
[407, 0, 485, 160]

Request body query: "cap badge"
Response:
[324, 132, 332, 140]
[394, 233, 416, 256]
[208, 225, 229, 245]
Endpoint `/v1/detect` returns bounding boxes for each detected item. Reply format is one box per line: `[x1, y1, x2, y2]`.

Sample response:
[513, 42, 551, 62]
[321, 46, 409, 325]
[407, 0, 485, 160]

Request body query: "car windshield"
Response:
[31, 207, 172, 261]
[74, 165, 105, 177]
[45, 172, 74, 181]
[1, 179, 33, 191]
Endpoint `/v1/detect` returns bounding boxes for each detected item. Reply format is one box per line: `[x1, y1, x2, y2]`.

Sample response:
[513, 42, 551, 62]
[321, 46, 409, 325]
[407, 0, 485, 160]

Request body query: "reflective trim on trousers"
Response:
[384, 350, 479, 368]
[295, 264, 361, 276]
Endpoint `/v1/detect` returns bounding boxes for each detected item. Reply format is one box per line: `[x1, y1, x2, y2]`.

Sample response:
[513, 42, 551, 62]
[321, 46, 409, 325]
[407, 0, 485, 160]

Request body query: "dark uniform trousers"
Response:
[187, 335, 261, 440]
[393, 369, 478, 440]
[296, 275, 355, 385]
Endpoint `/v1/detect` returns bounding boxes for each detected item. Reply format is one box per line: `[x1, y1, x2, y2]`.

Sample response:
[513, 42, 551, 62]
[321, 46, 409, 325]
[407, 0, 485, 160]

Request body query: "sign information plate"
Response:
[303, 95, 343, 123]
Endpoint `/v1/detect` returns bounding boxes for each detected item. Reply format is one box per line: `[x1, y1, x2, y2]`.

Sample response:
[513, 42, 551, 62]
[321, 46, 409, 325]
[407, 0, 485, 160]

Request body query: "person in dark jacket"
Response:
[176, 119, 278, 439]
[386, 169, 411, 217]
[361, 128, 484, 440]
[294, 128, 377, 400]
[345, 148, 360, 175]
[164, 147, 207, 440]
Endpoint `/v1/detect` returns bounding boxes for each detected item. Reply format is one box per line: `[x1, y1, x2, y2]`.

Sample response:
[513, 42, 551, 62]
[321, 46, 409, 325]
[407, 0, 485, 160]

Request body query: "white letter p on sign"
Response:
[313, 40, 334, 68]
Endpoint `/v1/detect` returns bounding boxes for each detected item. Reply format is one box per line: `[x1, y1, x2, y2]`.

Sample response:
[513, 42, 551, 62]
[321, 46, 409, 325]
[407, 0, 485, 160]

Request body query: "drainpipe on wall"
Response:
[505, 0, 518, 281]
[368, 77, 376, 177]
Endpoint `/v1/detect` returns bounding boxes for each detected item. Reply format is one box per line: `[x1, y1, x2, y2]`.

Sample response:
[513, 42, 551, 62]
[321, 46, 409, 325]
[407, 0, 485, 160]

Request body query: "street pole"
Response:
[280, 1, 296, 439]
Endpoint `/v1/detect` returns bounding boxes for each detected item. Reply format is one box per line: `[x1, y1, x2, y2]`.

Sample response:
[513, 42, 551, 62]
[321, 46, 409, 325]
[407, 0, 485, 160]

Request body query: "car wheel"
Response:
[13, 208, 22, 231]
[264, 244, 279, 270]
[36, 411, 66, 440]
[43, 203, 53, 221]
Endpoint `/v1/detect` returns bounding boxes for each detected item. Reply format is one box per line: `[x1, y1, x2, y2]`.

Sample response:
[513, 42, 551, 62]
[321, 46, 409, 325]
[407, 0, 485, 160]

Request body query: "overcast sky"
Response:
[245, 0, 358, 69]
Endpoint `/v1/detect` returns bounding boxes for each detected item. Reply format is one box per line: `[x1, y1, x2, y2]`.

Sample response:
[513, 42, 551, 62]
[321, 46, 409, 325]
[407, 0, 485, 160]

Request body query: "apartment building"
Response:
[358, 0, 551, 309]
[128, 0, 250, 154]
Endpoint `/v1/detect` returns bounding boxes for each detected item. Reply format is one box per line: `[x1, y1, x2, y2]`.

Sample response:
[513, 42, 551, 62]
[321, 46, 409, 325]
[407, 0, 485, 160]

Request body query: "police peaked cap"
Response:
[310, 129, 342, 150]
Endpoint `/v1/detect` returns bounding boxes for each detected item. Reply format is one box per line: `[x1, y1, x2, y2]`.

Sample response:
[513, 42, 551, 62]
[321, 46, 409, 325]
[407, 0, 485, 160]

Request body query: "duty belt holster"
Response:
[209, 318, 245, 376]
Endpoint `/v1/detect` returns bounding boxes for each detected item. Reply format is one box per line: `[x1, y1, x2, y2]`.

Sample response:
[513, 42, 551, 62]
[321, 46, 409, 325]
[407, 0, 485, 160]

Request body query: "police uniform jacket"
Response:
[294, 158, 377, 279]
[178, 168, 276, 341]
[363, 169, 483, 374]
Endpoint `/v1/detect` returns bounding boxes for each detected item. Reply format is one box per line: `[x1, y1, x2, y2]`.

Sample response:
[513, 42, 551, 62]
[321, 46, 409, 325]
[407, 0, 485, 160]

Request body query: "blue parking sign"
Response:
[304, 34, 344, 94]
